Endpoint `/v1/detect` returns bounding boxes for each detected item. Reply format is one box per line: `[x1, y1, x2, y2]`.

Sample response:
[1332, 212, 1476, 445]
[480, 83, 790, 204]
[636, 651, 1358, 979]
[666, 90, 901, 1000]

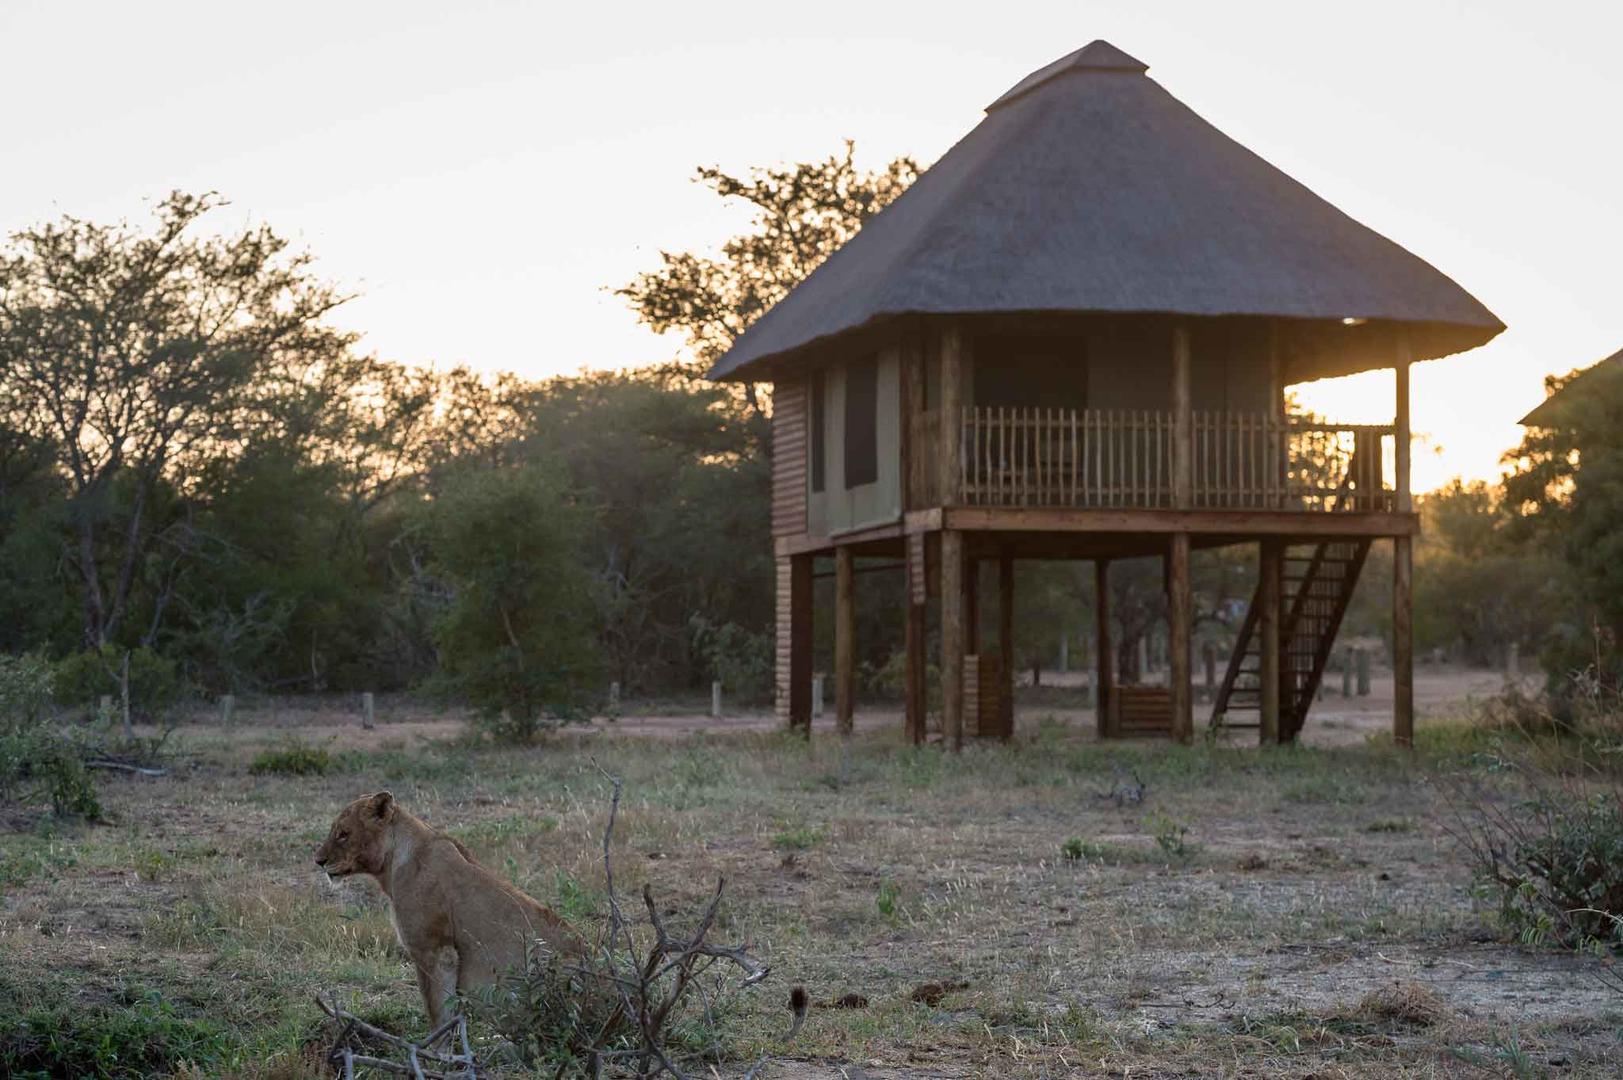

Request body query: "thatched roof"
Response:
[1520, 348, 1623, 427]
[709, 40, 1503, 383]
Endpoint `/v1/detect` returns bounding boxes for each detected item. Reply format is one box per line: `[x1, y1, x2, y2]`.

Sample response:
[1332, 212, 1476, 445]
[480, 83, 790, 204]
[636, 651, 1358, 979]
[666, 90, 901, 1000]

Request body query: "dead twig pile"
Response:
[576, 762, 773, 1079]
[316, 995, 482, 1079]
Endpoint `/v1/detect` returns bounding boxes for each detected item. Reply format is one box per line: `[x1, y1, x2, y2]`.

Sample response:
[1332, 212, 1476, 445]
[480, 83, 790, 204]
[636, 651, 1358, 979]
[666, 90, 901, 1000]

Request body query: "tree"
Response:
[424, 466, 601, 738]
[1504, 365, 1623, 677]
[0, 192, 352, 649]
[617, 142, 918, 393]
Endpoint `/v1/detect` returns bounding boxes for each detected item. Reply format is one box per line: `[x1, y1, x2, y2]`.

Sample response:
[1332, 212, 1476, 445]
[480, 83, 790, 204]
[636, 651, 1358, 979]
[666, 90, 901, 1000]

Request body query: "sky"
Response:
[3, 0, 1619, 492]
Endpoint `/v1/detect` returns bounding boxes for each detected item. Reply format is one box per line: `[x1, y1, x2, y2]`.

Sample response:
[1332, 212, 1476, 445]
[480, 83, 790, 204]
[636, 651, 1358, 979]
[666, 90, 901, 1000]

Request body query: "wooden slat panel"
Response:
[771, 380, 808, 538]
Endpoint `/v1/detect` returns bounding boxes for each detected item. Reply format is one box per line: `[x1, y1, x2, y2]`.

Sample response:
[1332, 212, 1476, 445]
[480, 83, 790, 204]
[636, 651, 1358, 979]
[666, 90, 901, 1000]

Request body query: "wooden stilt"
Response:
[1169, 533, 1193, 743]
[1259, 539, 1282, 745]
[964, 557, 980, 655]
[1094, 558, 1113, 738]
[941, 530, 965, 752]
[1394, 331, 1414, 748]
[777, 554, 814, 737]
[835, 546, 855, 737]
[904, 534, 927, 745]
[997, 552, 1014, 739]
[1394, 535, 1414, 748]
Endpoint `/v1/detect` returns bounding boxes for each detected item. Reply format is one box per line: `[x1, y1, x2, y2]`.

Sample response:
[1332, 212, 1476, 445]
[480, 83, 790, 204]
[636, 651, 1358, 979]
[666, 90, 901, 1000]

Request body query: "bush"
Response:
[248, 741, 352, 776]
[690, 618, 772, 705]
[0, 653, 100, 819]
[425, 467, 602, 742]
[52, 646, 182, 720]
[1444, 760, 1623, 955]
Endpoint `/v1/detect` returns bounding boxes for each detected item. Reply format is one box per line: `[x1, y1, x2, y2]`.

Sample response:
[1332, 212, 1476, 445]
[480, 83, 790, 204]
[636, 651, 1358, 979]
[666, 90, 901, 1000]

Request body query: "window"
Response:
[809, 369, 826, 493]
[844, 356, 878, 488]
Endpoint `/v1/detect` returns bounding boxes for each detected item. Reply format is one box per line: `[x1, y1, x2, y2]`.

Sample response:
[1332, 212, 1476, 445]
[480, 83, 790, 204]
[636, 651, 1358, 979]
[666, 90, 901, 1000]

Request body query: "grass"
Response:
[0, 707, 1618, 1077]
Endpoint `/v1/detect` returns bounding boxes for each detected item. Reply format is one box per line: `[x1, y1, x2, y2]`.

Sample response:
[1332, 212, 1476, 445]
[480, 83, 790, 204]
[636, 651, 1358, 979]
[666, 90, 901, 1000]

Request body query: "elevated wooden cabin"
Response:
[710, 41, 1504, 746]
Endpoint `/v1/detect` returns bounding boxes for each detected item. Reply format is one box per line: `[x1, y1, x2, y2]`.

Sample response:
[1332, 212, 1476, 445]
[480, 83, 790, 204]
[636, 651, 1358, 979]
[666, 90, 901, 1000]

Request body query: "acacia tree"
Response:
[0, 192, 352, 648]
[617, 142, 918, 399]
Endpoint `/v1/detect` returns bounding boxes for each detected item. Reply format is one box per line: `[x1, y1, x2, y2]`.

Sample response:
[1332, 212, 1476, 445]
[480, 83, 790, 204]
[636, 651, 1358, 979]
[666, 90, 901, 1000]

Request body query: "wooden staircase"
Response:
[1210, 538, 1371, 739]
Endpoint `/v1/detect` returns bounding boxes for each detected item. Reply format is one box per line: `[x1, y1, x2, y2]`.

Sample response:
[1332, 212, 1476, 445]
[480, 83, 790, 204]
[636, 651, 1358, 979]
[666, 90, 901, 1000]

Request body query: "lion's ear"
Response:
[370, 791, 395, 820]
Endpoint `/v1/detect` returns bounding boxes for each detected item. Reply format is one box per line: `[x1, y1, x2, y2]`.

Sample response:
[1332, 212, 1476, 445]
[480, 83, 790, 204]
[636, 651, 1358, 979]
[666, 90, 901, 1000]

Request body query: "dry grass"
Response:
[0, 704, 1620, 1077]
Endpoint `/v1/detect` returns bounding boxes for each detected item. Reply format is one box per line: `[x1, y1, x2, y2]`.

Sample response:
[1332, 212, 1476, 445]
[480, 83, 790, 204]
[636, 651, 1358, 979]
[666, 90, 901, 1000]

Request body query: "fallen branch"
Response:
[317, 995, 483, 1079]
[84, 759, 167, 777]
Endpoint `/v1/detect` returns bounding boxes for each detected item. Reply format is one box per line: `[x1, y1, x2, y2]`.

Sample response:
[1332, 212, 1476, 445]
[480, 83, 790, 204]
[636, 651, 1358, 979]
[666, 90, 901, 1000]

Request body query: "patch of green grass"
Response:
[248, 740, 355, 776]
[772, 824, 826, 851]
[1145, 811, 1194, 859]
[875, 878, 900, 919]
[0, 837, 78, 897]
[0, 987, 239, 1079]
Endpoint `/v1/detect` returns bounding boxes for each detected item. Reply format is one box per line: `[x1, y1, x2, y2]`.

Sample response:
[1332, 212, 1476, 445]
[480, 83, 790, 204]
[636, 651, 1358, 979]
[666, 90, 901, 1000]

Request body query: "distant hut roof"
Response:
[708, 40, 1503, 384]
[1519, 348, 1623, 427]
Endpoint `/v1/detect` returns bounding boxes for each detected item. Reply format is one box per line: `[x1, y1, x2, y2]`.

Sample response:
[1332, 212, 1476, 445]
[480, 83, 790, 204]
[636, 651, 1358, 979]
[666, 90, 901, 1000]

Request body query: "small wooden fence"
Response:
[958, 407, 1391, 511]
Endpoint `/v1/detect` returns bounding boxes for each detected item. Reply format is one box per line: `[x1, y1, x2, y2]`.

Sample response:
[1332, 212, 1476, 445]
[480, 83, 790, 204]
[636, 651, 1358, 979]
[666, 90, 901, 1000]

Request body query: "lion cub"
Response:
[316, 791, 583, 1027]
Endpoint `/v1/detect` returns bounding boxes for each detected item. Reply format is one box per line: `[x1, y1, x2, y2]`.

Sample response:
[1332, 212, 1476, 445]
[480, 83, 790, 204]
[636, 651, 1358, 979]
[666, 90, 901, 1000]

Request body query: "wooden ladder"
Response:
[1210, 538, 1371, 738]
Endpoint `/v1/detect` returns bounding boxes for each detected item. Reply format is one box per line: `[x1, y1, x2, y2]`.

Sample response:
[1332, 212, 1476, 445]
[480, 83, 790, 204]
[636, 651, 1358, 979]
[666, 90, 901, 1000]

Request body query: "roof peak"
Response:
[986, 40, 1150, 112]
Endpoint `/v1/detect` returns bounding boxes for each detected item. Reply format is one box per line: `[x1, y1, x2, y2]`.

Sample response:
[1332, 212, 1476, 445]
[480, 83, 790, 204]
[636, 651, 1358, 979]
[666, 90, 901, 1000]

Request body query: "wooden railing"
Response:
[958, 407, 1392, 511]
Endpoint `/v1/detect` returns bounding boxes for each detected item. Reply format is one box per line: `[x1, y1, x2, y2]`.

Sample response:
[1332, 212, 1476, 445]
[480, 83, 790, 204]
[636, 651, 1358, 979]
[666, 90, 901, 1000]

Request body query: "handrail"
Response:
[957, 407, 1393, 511]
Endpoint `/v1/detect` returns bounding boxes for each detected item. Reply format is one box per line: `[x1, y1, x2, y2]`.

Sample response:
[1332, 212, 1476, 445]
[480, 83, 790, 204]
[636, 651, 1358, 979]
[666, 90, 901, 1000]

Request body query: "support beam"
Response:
[1393, 534, 1414, 748]
[1172, 323, 1193, 508]
[1395, 334, 1412, 513]
[997, 552, 1015, 739]
[776, 554, 814, 737]
[938, 326, 967, 508]
[1259, 539, 1283, 745]
[940, 530, 966, 752]
[834, 546, 855, 737]
[1168, 533, 1193, 743]
[1094, 559, 1114, 738]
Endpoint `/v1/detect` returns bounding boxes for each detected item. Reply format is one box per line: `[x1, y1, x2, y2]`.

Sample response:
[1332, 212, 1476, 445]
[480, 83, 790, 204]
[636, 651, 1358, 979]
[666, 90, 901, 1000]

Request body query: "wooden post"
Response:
[1169, 533, 1193, 742]
[361, 691, 375, 730]
[997, 552, 1014, 739]
[812, 675, 824, 718]
[1094, 559, 1113, 738]
[964, 557, 980, 656]
[1172, 323, 1193, 508]
[608, 681, 621, 712]
[220, 694, 235, 727]
[939, 326, 967, 507]
[835, 545, 855, 737]
[941, 530, 966, 752]
[1259, 539, 1283, 745]
[1340, 657, 1352, 698]
[1356, 647, 1371, 696]
[1395, 334, 1412, 513]
[777, 554, 814, 737]
[711, 681, 723, 719]
[1202, 643, 1216, 697]
[1058, 630, 1069, 674]
[1394, 535, 1414, 748]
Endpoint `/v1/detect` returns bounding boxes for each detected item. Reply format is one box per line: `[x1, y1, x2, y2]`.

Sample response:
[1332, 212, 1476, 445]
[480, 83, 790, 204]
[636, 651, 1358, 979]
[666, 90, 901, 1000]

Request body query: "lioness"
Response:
[315, 791, 583, 1027]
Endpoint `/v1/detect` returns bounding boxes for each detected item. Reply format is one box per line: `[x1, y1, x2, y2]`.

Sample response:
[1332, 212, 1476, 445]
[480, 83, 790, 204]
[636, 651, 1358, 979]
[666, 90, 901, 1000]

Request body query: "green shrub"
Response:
[1145, 811, 1192, 859]
[247, 741, 350, 776]
[52, 645, 182, 719]
[0, 653, 100, 819]
[690, 617, 773, 705]
[876, 878, 900, 918]
[424, 467, 602, 742]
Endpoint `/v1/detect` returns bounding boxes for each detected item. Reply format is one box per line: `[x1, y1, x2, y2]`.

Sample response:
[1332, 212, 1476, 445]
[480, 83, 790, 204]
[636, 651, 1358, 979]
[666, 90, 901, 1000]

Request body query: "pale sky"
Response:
[4, 0, 1619, 492]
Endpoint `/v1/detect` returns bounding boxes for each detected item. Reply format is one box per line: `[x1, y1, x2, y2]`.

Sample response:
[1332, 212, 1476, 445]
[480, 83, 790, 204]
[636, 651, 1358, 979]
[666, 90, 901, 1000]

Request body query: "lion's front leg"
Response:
[414, 946, 460, 1030]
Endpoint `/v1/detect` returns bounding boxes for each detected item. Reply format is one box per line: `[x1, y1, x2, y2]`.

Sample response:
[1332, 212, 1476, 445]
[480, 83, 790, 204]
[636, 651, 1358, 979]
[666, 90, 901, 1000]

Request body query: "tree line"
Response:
[0, 149, 1615, 729]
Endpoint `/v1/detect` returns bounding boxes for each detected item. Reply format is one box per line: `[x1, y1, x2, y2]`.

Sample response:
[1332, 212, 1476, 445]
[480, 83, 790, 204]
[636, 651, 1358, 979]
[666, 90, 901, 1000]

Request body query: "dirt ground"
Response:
[1, 667, 1617, 1078]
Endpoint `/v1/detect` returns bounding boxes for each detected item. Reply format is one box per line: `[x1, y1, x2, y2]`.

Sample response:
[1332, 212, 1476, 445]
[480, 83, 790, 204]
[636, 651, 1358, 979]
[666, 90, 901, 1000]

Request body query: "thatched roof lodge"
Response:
[1520, 347, 1623, 428]
[708, 40, 1503, 750]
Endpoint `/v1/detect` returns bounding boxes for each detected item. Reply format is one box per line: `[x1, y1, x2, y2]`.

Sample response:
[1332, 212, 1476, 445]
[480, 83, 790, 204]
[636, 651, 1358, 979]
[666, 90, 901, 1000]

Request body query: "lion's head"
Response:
[315, 791, 395, 878]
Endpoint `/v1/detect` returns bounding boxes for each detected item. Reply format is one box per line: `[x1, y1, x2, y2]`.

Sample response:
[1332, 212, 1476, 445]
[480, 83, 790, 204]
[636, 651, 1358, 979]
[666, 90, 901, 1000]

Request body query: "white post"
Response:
[98, 694, 113, 723]
[1506, 642, 1520, 678]
[608, 681, 621, 712]
[220, 694, 236, 727]
[710, 681, 723, 719]
[1058, 631, 1069, 674]
[812, 675, 824, 718]
[361, 691, 375, 730]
